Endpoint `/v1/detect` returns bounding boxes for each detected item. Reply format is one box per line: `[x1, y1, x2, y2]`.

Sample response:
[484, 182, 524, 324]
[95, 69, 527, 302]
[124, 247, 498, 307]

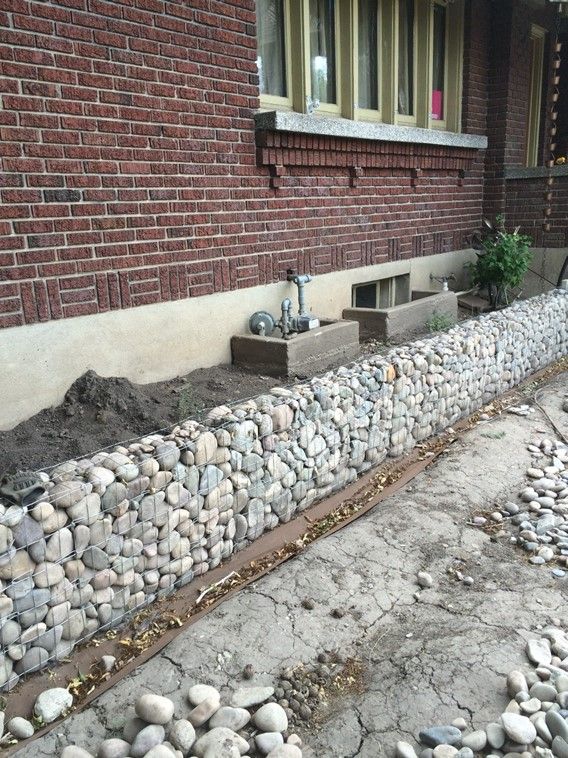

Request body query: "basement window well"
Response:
[353, 275, 410, 309]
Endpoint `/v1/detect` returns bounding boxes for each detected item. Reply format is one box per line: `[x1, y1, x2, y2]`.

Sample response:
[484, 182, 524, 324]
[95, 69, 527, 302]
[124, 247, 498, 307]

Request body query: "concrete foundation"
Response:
[343, 291, 458, 341]
[231, 319, 360, 377]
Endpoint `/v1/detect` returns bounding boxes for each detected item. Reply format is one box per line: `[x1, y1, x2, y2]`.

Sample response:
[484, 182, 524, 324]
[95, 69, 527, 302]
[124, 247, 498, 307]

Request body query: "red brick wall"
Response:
[505, 175, 568, 248]
[0, 0, 561, 331]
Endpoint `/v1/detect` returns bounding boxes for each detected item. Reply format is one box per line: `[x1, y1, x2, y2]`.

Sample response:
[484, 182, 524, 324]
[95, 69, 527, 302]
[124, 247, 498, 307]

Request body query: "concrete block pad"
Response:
[343, 292, 457, 341]
[231, 319, 360, 377]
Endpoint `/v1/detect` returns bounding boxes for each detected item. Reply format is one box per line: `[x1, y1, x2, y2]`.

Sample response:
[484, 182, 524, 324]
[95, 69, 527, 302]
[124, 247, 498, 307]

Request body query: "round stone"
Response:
[61, 747, 95, 758]
[97, 738, 131, 758]
[396, 742, 419, 758]
[432, 748, 458, 758]
[461, 730, 487, 751]
[253, 703, 288, 733]
[419, 726, 462, 748]
[256, 732, 284, 755]
[135, 693, 175, 725]
[417, 571, 433, 588]
[209, 706, 251, 731]
[168, 719, 196, 754]
[6, 716, 34, 739]
[265, 746, 302, 758]
[230, 686, 274, 708]
[500, 712, 537, 744]
[188, 683, 221, 705]
[130, 724, 165, 758]
[34, 687, 73, 723]
[188, 695, 220, 727]
[193, 727, 249, 757]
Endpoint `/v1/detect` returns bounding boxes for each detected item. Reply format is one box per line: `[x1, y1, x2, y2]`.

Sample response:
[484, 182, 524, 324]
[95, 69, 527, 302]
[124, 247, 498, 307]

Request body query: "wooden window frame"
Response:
[525, 24, 546, 168]
[257, 0, 465, 134]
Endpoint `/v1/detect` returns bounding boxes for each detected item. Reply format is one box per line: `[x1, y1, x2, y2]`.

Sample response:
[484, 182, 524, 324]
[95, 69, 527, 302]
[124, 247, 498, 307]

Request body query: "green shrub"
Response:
[467, 217, 532, 308]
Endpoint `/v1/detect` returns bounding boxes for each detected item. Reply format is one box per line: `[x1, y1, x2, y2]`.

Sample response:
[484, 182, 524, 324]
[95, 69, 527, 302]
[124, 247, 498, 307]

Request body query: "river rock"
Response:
[396, 743, 419, 758]
[34, 687, 73, 723]
[135, 692, 175, 724]
[168, 718, 196, 754]
[209, 706, 251, 731]
[256, 732, 284, 755]
[501, 712, 537, 744]
[419, 726, 463, 747]
[130, 724, 165, 758]
[97, 738, 131, 758]
[231, 686, 275, 708]
[193, 727, 249, 757]
[265, 746, 302, 758]
[527, 639, 552, 666]
[253, 703, 288, 733]
[7, 715, 34, 738]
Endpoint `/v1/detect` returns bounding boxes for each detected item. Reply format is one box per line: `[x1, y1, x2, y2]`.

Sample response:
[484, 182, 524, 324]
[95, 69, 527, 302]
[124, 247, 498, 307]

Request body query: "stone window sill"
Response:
[255, 111, 487, 189]
[254, 110, 488, 151]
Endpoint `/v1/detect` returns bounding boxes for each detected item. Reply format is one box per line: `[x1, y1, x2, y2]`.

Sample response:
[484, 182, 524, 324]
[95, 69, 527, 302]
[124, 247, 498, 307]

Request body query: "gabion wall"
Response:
[0, 291, 567, 690]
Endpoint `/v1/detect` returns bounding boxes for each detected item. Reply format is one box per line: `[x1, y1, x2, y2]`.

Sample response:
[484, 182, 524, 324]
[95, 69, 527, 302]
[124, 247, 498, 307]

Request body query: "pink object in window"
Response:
[431, 90, 443, 120]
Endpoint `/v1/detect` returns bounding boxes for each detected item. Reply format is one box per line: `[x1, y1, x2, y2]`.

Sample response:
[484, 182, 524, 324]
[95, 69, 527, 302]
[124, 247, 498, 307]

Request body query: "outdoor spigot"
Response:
[430, 273, 456, 292]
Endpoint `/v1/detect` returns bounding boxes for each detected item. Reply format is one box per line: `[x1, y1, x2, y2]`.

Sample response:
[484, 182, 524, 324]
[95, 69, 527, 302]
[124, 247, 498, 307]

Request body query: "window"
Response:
[256, 0, 465, 134]
[525, 25, 546, 168]
[256, 0, 291, 108]
[309, 0, 337, 105]
[357, 0, 379, 112]
[431, 1, 446, 122]
[397, 0, 415, 118]
[353, 275, 410, 309]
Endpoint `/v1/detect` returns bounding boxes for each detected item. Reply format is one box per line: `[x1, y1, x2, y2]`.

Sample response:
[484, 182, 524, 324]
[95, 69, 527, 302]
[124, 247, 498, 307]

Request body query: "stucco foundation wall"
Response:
[0, 290, 566, 689]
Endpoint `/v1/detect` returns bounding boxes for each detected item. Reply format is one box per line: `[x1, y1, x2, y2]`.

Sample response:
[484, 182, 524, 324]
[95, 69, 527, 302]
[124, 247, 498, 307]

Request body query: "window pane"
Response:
[358, 0, 379, 110]
[378, 279, 392, 308]
[354, 282, 377, 308]
[310, 0, 336, 104]
[432, 3, 446, 119]
[398, 0, 414, 116]
[257, 0, 287, 97]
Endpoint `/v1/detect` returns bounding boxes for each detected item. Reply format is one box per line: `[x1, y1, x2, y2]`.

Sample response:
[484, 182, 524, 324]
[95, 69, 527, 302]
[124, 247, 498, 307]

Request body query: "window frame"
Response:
[256, 0, 294, 111]
[430, 0, 448, 128]
[256, 0, 465, 134]
[352, 0, 382, 123]
[525, 24, 546, 168]
[353, 274, 410, 309]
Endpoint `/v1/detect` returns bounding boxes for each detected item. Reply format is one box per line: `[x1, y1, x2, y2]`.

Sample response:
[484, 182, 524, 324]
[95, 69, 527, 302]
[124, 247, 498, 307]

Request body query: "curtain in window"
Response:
[432, 3, 445, 119]
[309, 0, 336, 104]
[398, 0, 414, 115]
[257, 0, 287, 97]
[358, 0, 379, 110]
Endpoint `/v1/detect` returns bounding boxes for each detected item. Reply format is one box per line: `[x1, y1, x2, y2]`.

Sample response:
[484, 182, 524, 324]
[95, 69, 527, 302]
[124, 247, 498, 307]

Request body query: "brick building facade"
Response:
[0, 0, 566, 427]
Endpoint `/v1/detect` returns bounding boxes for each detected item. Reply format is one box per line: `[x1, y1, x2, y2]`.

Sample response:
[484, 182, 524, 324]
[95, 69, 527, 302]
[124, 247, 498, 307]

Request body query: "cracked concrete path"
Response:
[16, 371, 568, 758]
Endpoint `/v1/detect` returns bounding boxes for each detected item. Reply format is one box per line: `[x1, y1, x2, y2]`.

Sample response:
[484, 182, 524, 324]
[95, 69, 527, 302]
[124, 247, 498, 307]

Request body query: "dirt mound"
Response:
[0, 366, 279, 475]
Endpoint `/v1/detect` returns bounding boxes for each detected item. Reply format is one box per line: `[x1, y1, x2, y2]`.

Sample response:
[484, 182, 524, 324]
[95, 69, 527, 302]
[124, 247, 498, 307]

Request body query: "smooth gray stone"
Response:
[97, 738, 131, 758]
[34, 687, 73, 723]
[419, 726, 462, 747]
[546, 709, 568, 742]
[130, 724, 165, 758]
[552, 735, 568, 758]
[7, 715, 34, 739]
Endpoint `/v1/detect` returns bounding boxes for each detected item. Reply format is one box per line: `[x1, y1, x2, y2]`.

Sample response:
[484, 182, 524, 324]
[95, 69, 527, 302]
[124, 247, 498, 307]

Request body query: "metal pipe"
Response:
[287, 270, 313, 315]
[280, 298, 292, 338]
